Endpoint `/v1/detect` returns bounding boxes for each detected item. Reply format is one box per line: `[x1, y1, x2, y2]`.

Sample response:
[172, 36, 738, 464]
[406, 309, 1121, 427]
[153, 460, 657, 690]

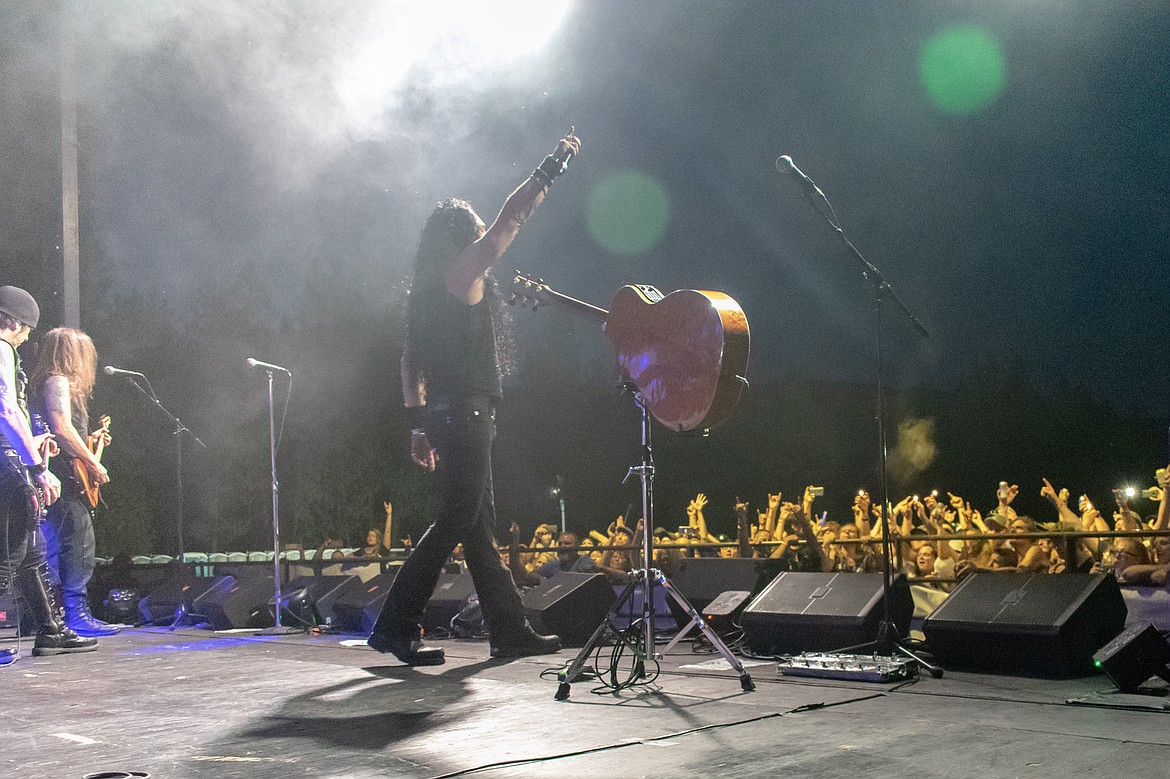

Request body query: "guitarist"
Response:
[0, 286, 97, 658]
[367, 129, 581, 665]
[29, 326, 117, 637]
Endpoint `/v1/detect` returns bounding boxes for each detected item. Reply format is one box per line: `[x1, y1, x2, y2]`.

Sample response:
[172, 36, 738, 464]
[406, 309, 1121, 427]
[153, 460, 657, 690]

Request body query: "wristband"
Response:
[537, 154, 569, 180]
[530, 167, 554, 188]
[411, 428, 427, 437]
[27, 461, 47, 476]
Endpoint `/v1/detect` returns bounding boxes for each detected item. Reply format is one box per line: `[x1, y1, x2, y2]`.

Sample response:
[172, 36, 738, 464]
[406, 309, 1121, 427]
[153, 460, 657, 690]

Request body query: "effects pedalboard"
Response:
[777, 652, 918, 683]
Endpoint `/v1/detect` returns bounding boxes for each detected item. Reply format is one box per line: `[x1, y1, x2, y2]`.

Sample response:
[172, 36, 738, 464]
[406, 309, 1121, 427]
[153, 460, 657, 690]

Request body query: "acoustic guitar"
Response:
[74, 415, 110, 509]
[511, 273, 750, 432]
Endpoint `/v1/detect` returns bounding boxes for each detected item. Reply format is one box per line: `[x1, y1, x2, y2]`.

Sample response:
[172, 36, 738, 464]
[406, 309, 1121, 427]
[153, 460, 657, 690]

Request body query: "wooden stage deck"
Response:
[3, 626, 1170, 779]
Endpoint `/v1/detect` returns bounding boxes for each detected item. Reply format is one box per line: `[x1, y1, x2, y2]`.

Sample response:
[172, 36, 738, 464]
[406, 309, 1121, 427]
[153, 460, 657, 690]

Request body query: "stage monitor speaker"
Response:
[139, 575, 235, 625]
[194, 575, 277, 630]
[1093, 622, 1170, 692]
[667, 558, 770, 612]
[331, 571, 399, 634]
[921, 572, 1127, 678]
[422, 572, 476, 633]
[521, 572, 617, 647]
[271, 575, 363, 627]
[740, 572, 912, 657]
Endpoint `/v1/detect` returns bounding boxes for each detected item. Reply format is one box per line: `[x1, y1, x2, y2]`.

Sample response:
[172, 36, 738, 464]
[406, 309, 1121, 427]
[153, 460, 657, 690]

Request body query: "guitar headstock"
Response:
[509, 271, 554, 311]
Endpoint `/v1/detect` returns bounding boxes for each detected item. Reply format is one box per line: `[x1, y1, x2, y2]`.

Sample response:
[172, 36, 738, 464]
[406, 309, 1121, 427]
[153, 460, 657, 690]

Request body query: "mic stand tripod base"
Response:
[259, 603, 309, 636]
[259, 625, 304, 636]
[553, 568, 755, 701]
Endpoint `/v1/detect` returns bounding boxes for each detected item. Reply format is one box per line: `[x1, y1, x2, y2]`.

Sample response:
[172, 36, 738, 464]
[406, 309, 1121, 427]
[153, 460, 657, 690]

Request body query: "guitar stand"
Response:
[554, 389, 754, 700]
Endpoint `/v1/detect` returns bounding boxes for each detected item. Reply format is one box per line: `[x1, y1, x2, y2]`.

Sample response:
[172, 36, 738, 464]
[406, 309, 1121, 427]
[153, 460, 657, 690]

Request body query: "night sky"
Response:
[2, 1, 1168, 542]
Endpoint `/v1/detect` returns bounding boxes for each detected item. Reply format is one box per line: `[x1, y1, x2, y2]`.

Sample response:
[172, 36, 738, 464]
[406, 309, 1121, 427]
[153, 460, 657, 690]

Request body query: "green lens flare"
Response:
[920, 26, 1006, 114]
[586, 170, 670, 256]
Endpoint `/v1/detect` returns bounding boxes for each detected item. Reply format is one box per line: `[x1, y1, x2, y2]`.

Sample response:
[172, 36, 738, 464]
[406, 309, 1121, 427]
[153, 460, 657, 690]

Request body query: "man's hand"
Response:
[551, 128, 582, 166]
[410, 431, 436, 471]
[87, 461, 110, 486]
[1040, 478, 1067, 508]
[35, 469, 61, 507]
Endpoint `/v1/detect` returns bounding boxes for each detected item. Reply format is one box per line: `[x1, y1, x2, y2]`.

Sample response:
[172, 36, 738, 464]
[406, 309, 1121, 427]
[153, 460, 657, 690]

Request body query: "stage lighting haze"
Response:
[920, 26, 1006, 114]
[586, 169, 671, 256]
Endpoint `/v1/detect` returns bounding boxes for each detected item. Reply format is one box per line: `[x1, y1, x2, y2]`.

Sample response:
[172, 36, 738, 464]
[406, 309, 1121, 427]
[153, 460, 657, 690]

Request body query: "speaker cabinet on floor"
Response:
[139, 575, 235, 625]
[921, 572, 1127, 678]
[667, 558, 772, 612]
[1093, 622, 1170, 692]
[194, 576, 277, 630]
[422, 572, 476, 633]
[273, 575, 363, 627]
[521, 572, 616, 646]
[740, 572, 912, 656]
[331, 571, 399, 634]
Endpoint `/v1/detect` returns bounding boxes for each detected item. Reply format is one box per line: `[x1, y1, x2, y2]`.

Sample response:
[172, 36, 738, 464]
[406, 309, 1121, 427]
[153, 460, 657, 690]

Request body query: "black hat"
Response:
[0, 286, 39, 328]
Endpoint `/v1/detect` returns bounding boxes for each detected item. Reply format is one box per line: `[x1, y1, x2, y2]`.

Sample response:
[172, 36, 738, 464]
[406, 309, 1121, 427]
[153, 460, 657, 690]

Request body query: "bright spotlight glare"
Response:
[448, 0, 574, 58]
[336, 1, 573, 134]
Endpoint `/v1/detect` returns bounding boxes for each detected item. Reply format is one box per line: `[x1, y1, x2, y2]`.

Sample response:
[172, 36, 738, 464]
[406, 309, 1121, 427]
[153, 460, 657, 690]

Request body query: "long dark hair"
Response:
[404, 198, 514, 387]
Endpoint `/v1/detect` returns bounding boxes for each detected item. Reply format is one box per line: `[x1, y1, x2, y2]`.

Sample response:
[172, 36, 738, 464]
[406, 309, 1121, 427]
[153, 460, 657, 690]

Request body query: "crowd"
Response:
[466, 464, 1170, 594]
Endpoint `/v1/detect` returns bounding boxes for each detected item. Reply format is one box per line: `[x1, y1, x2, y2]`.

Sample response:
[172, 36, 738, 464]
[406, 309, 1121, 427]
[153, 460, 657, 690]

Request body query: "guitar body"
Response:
[605, 285, 749, 432]
[74, 415, 110, 509]
[511, 273, 750, 432]
[74, 460, 99, 509]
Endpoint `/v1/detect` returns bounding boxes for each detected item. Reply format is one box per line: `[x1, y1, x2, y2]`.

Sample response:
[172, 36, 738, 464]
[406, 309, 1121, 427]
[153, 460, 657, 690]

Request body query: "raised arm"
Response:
[1040, 478, 1081, 526]
[445, 131, 581, 305]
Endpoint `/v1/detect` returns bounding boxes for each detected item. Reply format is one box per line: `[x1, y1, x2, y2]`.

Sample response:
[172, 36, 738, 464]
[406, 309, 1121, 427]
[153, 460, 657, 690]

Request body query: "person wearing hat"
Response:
[30, 326, 118, 636]
[0, 285, 97, 659]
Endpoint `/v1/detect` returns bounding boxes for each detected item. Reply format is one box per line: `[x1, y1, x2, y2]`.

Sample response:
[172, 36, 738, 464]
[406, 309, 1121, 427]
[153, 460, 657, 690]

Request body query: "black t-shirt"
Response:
[410, 284, 502, 401]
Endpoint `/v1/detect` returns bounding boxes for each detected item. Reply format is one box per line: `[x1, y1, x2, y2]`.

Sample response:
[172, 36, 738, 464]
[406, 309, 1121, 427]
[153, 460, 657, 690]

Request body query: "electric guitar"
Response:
[510, 273, 750, 432]
[28, 412, 55, 519]
[74, 415, 110, 509]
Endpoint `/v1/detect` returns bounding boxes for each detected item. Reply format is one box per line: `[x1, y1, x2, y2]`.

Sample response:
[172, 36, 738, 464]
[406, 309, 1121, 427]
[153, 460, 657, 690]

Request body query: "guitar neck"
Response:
[541, 287, 609, 325]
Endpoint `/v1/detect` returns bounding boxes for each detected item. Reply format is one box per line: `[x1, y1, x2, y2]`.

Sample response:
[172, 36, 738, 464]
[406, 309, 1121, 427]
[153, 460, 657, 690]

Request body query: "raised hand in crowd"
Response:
[995, 482, 1020, 521]
[766, 492, 782, 535]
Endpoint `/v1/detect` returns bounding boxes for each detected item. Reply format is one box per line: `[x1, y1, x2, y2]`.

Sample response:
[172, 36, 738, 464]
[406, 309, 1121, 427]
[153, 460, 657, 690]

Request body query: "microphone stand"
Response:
[255, 367, 298, 634]
[118, 375, 207, 629]
[781, 156, 942, 677]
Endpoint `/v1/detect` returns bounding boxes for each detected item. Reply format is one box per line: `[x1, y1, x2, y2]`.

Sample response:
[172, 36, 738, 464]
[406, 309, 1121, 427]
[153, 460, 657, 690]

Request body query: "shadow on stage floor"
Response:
[3, 626, 1170, 779]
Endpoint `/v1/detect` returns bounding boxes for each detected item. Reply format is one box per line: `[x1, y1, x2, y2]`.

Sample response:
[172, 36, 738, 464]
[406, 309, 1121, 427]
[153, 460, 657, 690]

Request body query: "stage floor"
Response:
[4, 626, 1170, 779]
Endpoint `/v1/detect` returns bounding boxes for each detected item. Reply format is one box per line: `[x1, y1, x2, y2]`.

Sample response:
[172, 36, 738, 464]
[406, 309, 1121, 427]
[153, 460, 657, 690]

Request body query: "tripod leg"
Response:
[893, 642, 944, 679]
[555, 577, 640, 701]
[167, 601, 187, 631]
[659, 574, 754, 692]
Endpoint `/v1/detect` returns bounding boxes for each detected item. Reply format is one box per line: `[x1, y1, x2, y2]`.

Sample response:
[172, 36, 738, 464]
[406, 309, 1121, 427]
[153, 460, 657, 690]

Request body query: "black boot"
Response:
[489, 621, 561, 659]
[18, 564, 98, 656]
[368, 622, 445, 666]
[64, 595, 120, 637]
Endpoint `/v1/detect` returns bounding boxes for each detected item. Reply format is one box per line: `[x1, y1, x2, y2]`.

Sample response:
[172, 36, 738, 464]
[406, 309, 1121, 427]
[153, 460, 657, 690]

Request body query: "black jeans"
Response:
[0, 459, 46, 597]
[43, 489, 95, 608]
[374, 405, 526, 638]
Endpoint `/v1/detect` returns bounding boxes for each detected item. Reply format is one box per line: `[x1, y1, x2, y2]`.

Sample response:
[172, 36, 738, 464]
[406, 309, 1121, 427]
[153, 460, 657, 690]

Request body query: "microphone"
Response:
[775, 154, 827, 200]
[103, 365, 145, 378]
[246, 357, 291, 375]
